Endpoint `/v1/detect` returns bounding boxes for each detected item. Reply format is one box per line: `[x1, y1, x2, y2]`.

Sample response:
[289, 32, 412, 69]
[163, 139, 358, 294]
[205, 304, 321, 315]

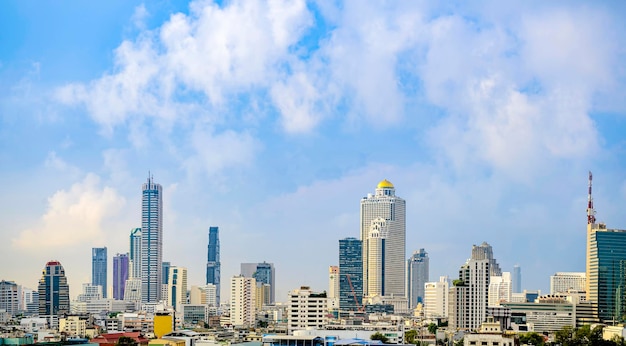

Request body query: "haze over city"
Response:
[1, 0, 626, 303]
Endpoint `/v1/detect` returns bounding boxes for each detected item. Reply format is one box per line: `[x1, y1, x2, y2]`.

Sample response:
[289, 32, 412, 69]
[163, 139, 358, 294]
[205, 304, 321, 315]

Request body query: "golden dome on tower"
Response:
[377, 179, 394, 189]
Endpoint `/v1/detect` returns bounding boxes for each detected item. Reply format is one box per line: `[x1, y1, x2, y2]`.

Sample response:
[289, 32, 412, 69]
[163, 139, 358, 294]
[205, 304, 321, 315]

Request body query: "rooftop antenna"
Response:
[587, 171, 596, 225]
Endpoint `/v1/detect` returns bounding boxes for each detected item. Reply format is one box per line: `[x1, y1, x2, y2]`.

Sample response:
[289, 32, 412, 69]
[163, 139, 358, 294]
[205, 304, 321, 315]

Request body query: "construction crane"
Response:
[346, 274, 365, 312]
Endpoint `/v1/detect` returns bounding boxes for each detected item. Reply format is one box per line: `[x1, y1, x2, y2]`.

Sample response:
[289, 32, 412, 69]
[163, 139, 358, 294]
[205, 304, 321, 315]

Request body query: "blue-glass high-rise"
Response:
[241, 262, 275, 304]
[92, 247, 108, 298]
[162, 262, 171, 285]
[206, 226, 221, 306]
[513, 264, 521, 293]
[407, 248, 429, 308]
[141, 176, 163, 303]
[113, 253, 129, 300]
[339, 237, 363, 312]
[38, 261, 69, 316]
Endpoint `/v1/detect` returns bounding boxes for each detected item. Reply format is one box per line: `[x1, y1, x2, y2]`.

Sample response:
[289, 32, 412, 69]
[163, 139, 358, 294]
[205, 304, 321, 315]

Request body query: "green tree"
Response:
[427, 323, 438, 335]
[371, 332, 389, 344]
[454, 338, 464, 346]
[518, 332, 545, 346]
[116, 336, 138, 346]
[404, 329, 417, 344]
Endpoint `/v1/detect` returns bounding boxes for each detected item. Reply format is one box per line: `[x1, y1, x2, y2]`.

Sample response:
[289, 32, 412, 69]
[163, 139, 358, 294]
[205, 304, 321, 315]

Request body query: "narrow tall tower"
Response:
[141, 175, 163, 303]
[360, 180, 406, 298]
[112, 253, 129, 300]
[129, 228, 142, 279]
[206, 226, 221, 307]
[587, 171, 596, 225]
[92, 247, 107, 298]
[407, 248, 429, 309]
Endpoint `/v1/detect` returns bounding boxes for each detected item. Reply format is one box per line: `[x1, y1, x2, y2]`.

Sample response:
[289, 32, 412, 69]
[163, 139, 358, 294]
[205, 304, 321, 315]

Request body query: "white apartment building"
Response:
[550, 272, 586, 294]
[287, 286, 327, 335]
[189, 284, 217, 306]
[488, 272, 512, 306]
[230, 275, 256, 328]
[77, 283, 102, 302]
[424, 276, 449, 319]
[451, 253, 491, 331]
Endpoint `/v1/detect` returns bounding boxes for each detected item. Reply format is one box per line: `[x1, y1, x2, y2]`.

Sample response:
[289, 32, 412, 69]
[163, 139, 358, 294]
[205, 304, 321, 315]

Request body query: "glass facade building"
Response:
[141, 176, 163, 303]
[113, 253, 129, 300]
[407, 248, 429, 308]
[38, 261, 70, 316]
[206, 226, 221, 306]
[92, 247, 107, 298]
[339, 237, 362, 312]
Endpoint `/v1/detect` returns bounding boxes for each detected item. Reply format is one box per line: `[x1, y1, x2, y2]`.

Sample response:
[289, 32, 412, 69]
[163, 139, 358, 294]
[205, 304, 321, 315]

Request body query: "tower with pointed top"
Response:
[141, 175, 163, 303]
[360, 179, 406, 298]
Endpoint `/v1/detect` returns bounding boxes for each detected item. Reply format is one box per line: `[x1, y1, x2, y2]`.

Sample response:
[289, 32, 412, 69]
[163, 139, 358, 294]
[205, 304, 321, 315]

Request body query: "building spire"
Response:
[587, 171, 596, 225]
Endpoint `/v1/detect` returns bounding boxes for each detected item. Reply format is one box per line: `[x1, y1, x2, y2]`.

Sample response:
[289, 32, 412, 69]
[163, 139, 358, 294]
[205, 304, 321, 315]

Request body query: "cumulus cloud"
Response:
[12, 174, 126, 250]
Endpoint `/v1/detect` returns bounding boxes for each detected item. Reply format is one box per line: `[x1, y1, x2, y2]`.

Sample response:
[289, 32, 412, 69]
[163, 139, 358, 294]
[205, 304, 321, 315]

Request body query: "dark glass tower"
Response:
[407, 248, 429, 308]
[38, 261, 70, 316]
[141, 176, 163, 303]
[339, 237, 363, 312]
[92, 247, 108, 297]
[113, 253, 129, 300]
[241, 262, 275, 304]
[206, 226, 221, 306]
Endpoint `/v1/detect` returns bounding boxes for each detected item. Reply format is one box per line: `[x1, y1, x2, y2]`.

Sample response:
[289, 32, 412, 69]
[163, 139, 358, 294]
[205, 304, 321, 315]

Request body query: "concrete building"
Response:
[241, 262, 275, 304]
[463, 317, 514, 346]
[361, 180, 406, 298]
[0, 280, 19, 316]
[230, 275, 256, 328]
[287, 286, 327, 335]
[512, 265, 521, 293]
[424, 276, 449, 319]
[407, 249, 429, 309]
[189, 284, 217, 307]
[167, 266, 188, 311]
[550, 272, 586, 295]
[38, 260, 70, 317]
[124, 278, 142, 302]
[339, 237, 362, 312]
[141, 176, 163, 303]
[180, 304, 210, 327]
[328, 266, 340, 312]
[59, 315, 88, 337]
[77, 283, 102, 302]
[206, 226, 221, 307]
[488, 272, 511, 306]
[92, 247, 108, 298]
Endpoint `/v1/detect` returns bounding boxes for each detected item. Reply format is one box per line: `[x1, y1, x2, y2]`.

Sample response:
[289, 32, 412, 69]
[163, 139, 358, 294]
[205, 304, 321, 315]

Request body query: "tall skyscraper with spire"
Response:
[360, 179, 406, 298]
[141, 175, 163, 303]
[206, 226, 221, 306]
[92, 247, 107, 298]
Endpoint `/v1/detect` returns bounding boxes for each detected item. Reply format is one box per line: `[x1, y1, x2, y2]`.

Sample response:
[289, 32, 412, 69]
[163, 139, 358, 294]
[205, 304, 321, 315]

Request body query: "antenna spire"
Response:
[587, 171, 596, 225]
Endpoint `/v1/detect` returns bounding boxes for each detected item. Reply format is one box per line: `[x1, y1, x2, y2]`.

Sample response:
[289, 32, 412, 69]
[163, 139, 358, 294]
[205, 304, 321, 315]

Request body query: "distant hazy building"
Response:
[230, 275, 256, 328]
[92, 247, 107, 298]
[206, 226, 221, 307]
[512, 265, 521, 293]
[328, 266, 340, 311]
[189, 284, 217, 307]
[129, 228, 142, 279]
[141, 176, 163, 303]
[550, 272, 586, 295]
[287, 286, 327, 334]
[241, 262, 275, 304]
[0, 280, 19, 316]
[167, 266, 188, 311]
[361, 180, 406, 298]
[424, 276, 449, 319]
[123, 279, 142, 302]
[407, 248, 429, 308]
[38, 260, 70, 316]
[339, 237, 362, 312]
[76, 283, 102, 302]
[488, 272, 512, 306]
[113, 253, 129, 300]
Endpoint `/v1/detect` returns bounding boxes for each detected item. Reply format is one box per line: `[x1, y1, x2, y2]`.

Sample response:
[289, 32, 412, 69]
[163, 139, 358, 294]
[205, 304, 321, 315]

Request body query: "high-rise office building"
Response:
[424, 276, 449, 319]
[141, 176, 163, 303]
[339, 237, 362, 312]
[230, 275, 256, 328]
[585, 172, 626, 322]
[167, 266, 188, 311]
[361, 179, 406, 298]
[38, 260, 70, 316]
[488, 272, 512, 306]
[407, 248, 429, 308]
[162, 261, 171, 302]
[0, 280, 19, 316]
[206, 226, 221, 306]
[471, 242, 502, 276]
[92, 247, 107, 298]
[113, 253, 129, 300]
[550, 272, 586, 295]
[512, 265, 521, 293]
[129, 228, 142, 279]
[241, 262, 275, 304]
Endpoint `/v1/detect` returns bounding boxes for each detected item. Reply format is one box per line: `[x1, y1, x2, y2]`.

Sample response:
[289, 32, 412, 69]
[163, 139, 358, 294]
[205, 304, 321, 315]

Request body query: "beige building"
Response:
[230, 275, 256, 328]
[328, 266, 339, 312]
[167, 266, 188, 311]
[424, 276, 449, 319]
[287, 286, 327, 334]
[464, 317, 514, 346]
[59, 316, 87, 337]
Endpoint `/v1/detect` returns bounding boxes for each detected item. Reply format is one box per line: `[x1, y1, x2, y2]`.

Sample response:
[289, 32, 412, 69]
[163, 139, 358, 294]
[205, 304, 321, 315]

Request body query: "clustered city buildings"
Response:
[2, 173, 626, 346]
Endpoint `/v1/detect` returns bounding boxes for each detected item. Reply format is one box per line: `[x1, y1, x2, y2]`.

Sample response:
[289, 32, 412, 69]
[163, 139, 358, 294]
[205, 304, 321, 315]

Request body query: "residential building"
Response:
[488, 272, 512, 306]
[230, 275, 256, 328]
[59, 315, 88, 337]
[141, 175, 163, 303]
[167, 266, 188, 311]
[0, 280, 19, 316]
[241, 262, 275, 304]
[551, 272, 586, 295]
[77, 283, 102, 302]
[124, 279, 142, 302]
[206, 226, 221, 307]
[339, 237, 362, 312]
[424, 276, 449, 319]
[407, 248, 429, 309]
[38, 260, 70, 316]
[287, 286, 327, 335]
[113, 253, 129, 300]
[471, 242, 502, 276]
[361, 180, 406, 298]
[92, 247, 108, 297]
[189, 284, 217, 307]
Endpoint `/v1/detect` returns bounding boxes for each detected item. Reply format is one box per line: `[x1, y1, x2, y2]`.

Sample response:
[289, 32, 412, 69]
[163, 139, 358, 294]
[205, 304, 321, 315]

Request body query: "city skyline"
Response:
[2, 1, 626, 302]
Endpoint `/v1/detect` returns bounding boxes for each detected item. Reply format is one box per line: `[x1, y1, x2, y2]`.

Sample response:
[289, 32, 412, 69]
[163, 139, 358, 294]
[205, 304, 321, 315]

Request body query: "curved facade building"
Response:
[38, 260, 70, 316]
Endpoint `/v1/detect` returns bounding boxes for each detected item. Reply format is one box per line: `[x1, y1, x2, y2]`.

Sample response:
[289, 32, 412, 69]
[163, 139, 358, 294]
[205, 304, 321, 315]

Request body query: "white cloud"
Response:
[12, 173, 126, 250]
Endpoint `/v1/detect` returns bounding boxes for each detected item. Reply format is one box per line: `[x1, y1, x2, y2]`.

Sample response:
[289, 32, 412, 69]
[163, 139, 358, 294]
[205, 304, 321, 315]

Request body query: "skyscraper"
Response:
[471, 242, 502, 276]
[339, 237, 362, 312]
[141, 176, 163, 303]
[92, 247, 107, 298]
[241, 262, 275, 304]
[0, 280, 18, 316]
[38, 260, 70, 316]
[512, 264, 521, 293]
[113, 253, 129, 300]
[129, 228, 142, 279]
[361, 179, 406, 298]
[167, 266, 188, 311]
[206, 226, 221, 306]
[230, 275, 256, 328]
[407, 248, 429, 308]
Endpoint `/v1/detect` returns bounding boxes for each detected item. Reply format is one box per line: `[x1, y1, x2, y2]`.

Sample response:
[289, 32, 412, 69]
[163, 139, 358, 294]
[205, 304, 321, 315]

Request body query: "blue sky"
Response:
[2, 0, 626, 301]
